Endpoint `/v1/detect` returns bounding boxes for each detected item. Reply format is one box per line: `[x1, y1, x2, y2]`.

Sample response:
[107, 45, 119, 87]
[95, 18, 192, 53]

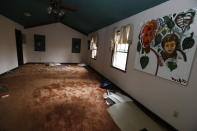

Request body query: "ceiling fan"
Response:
[46, 0, 76, 20]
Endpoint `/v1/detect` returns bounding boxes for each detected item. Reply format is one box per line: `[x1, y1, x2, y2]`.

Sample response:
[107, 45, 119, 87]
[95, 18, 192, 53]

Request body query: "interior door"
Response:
[15, 29, 24, 66]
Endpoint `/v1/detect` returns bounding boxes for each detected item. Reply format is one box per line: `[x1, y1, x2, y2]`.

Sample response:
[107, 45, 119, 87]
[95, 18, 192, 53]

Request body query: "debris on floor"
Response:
[101, 80, 132, 105]
[107, 101, 166, 131]
[101, 81, 111, 88]
[103, 90, 132, 105]
[0, 86, 9, 99]
[45, 63, 62, 67]
[101, 80, 114, 90]
[45, 63, 53, 66]
[54, 63, 61, 66]
[77, 63, 86, 67]
[7, 70, 16, 74]
[105, 97, 116, 105]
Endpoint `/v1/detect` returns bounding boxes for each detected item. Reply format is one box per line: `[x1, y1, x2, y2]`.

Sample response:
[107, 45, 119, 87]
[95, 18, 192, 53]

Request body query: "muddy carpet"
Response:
[0, 64, 120, 131]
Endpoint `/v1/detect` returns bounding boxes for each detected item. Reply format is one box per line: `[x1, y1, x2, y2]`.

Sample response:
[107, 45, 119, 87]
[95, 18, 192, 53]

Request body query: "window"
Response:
[112, 42, 129, 71]
[90, 34, 98, 59]
[111, 25, 133, 71]
[91, 42, 97, 59]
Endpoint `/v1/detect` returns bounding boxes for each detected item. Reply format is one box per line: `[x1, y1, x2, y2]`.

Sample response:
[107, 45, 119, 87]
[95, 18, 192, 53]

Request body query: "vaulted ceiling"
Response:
[0, 0, 168, 35]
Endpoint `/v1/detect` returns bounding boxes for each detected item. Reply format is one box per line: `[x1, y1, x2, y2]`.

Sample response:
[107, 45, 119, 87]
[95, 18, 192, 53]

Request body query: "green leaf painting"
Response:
[137, 41, 142, 52]
[140, 56, 149, 69]
[163, 16, 175, 29]
[182, 32, 195, 50]
[167, 62, 177, 71]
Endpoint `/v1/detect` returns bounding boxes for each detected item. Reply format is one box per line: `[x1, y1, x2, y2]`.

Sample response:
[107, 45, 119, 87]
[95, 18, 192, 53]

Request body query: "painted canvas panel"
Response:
[134, 8, 197, 85]
[34, 34, 45, 51]
[72, 38, 81, 53]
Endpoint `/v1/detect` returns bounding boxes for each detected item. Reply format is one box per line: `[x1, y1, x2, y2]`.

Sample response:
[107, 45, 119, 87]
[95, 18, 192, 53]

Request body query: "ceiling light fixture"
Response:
[47, 3, 65, 18]
[45, 0, 76, 20]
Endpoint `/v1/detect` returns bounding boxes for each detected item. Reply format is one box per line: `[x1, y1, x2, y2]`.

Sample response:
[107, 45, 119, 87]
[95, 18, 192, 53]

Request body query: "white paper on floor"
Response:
[77, 63, 86, 67]
[103, 91, 132, 104]
[107, 101, 166, 131]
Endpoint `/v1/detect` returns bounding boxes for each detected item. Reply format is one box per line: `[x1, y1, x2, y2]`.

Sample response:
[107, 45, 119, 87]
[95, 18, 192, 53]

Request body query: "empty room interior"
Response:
[1, 0, 197, 131]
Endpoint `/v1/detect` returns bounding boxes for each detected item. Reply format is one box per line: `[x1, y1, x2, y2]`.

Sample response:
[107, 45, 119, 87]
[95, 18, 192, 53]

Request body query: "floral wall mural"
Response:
[134, 8, 197, 85]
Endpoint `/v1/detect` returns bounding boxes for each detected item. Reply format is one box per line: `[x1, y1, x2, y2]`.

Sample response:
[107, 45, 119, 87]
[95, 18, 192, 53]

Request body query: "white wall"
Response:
[0, 15, 24, 74]
[24, 23, 88, 64]
[88, 0, 197, 131]
[0, 16, 88, 72]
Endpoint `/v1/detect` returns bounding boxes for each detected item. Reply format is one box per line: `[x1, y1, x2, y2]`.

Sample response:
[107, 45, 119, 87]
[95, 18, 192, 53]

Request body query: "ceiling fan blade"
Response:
[60, 3, 76, 11]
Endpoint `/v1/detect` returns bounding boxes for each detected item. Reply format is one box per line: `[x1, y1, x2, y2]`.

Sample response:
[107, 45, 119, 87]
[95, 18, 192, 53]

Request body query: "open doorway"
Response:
[15, 29, 24, 66]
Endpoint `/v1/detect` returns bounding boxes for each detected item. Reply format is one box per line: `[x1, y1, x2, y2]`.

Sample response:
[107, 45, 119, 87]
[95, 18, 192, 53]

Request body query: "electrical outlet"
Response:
[173, 111, 179, 118]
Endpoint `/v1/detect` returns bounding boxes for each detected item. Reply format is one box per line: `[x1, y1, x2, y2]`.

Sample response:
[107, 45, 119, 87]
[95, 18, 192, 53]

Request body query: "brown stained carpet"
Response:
[0, 64, 120, 131]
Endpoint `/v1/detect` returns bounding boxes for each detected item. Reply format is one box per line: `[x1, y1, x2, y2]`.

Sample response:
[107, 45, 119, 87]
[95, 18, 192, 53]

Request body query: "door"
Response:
[15, 29, 24, 65]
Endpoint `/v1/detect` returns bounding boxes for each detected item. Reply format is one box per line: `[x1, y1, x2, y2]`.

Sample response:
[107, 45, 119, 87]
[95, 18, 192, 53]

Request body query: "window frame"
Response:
[90, 34, 98, 60]
[90, 42, 97, 60]
[111, 30, 130, 72]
